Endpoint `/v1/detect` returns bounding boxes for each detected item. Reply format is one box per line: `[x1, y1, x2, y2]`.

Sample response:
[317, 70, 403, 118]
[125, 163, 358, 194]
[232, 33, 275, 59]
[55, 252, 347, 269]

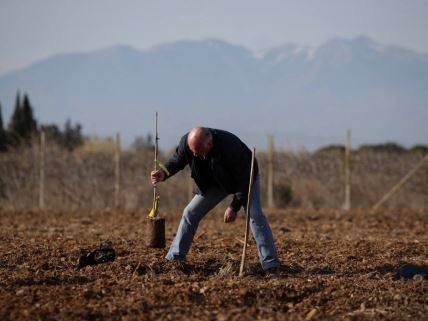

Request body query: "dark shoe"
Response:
[166, 260, 191, 273]
[264, 266, 281, 277]
[168, 260, 185, 269]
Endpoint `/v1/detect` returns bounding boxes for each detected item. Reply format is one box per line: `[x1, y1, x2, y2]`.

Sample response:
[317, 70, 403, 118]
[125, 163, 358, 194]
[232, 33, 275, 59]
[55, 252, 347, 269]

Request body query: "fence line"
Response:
[39, 131, 46, 209]
[267, 135, 275, 208]
[114, 133, 121, 209]
[1, 133, 427, 209]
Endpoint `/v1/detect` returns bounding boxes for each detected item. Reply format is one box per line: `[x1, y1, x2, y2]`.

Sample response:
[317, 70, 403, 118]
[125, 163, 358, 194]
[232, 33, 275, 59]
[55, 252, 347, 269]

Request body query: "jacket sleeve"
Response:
[226, 141, 252, 212]
[163, 135, 188, 179]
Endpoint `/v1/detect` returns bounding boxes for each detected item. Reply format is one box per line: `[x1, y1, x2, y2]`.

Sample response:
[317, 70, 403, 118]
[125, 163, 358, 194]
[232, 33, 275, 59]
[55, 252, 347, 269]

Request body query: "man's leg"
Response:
[247, 174, 280, 270]
[166, 184, 228, 261]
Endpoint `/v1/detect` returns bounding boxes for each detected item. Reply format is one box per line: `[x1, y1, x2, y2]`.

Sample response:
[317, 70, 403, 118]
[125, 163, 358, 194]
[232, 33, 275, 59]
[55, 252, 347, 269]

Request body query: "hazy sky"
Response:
[1, 0, 428, 75]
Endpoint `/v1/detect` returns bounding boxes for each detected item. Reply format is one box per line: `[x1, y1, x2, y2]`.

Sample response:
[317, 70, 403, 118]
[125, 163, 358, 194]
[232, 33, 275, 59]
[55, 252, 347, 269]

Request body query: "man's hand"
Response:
[224, 207, 237, 223]
[151, 170, 166, 185]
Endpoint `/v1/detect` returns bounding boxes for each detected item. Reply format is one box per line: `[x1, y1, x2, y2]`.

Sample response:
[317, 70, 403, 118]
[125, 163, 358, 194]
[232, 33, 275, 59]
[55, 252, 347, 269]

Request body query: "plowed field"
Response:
[1, 208, 427, 320]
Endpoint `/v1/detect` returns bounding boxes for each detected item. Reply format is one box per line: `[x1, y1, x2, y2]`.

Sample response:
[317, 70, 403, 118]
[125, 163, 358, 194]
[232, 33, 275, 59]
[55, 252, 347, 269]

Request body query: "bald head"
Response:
[187, 127, 213, 157]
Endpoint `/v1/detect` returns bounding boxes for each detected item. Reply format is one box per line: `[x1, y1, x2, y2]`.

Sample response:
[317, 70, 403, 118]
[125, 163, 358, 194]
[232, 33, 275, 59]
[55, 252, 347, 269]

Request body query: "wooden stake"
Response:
[267, 135, 275, 208]
[114, 133, 121, 209]
[239, 148, 256, 277]
[39, 131, 46, 209]
[343, 128, 351, 210]
[146, 112, 166, 248]
[373, 155, 428, 209]
[153, 112, 159, 217]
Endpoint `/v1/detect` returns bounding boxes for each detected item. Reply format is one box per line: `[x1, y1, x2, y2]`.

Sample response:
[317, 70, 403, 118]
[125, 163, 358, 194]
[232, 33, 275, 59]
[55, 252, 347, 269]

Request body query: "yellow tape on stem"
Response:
[157, 161, 170, 177]
[148, 194, 160, 218]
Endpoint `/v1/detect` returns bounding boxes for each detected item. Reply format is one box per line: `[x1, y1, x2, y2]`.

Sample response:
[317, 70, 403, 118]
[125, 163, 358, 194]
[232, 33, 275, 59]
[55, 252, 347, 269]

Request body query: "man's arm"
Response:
[151, 135, 188, 184]
[163, 134, 189, 179]
[229, 158, 251, 212]
[222, 138, 252, 224]
[225, 139, 252, 212]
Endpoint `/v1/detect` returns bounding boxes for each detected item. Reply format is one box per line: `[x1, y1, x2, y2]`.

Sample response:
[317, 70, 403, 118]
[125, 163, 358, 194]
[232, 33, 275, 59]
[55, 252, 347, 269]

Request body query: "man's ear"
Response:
[207, 141, 214, 151]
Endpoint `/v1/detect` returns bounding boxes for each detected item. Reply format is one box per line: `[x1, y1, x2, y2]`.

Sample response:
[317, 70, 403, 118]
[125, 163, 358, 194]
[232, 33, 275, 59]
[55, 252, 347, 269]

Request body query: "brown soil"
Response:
[1, 208, 427, 320]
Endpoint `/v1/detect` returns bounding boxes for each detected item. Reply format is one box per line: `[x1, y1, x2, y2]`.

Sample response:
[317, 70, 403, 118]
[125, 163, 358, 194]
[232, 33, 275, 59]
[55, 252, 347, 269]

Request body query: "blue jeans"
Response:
[166, 175, 280, 270]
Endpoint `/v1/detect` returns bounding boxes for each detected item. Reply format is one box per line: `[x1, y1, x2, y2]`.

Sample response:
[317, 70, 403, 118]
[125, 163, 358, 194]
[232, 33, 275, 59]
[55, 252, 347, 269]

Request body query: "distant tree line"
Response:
[317, 142, 428, 154]
[132, 133, 155, 152]
[0, 92, 83, 152]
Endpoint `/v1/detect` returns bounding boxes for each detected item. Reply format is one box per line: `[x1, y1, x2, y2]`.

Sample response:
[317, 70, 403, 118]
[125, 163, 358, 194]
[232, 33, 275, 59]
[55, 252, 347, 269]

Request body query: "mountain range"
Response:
[0, 36, 427, 150]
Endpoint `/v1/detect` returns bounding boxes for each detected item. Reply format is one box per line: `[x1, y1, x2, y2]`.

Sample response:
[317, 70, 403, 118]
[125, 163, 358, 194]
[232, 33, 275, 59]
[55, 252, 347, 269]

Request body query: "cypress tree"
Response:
[9, 91, 21, 131]
[0, 103, 7, 151]
[7, 91, 23, 145]
[21, 93, 38, 141]
[8, 92, 38, 144]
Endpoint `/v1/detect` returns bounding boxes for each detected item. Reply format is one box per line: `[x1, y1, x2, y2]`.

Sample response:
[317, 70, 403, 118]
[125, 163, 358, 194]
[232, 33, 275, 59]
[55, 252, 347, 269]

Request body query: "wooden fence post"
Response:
[267, 135, 275, 208]
[39, 131, 46, 209]
[114, 133, 121, 209]
[343, 128, 351, 210]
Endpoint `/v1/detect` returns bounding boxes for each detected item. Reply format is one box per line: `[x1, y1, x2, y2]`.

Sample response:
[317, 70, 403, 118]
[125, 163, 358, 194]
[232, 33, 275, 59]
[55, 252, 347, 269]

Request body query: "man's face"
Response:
[189, 141, 212, 157]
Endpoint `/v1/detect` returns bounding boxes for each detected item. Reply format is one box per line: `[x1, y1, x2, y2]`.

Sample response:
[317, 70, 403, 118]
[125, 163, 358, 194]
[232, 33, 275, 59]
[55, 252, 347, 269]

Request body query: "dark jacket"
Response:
[164, 128, 258, 212]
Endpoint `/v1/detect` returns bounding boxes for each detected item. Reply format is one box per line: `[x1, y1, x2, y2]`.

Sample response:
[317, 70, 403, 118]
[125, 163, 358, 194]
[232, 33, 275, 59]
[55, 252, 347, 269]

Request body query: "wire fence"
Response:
[0, 138, 427, 210]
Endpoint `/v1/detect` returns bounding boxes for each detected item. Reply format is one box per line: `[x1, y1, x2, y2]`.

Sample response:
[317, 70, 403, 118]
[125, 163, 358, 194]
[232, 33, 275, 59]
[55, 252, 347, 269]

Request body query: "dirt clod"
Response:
[77, 240, 116, 269]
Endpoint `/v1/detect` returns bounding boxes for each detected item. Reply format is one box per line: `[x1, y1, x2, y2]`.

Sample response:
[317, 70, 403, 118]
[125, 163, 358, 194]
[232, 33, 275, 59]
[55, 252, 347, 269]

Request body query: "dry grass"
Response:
[0, 144, 427, 209]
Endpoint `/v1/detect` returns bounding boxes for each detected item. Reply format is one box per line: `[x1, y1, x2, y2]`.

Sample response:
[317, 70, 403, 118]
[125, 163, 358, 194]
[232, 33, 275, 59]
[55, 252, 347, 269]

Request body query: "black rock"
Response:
[395, 264, 428, 280]
[78, 240, 116, 269]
